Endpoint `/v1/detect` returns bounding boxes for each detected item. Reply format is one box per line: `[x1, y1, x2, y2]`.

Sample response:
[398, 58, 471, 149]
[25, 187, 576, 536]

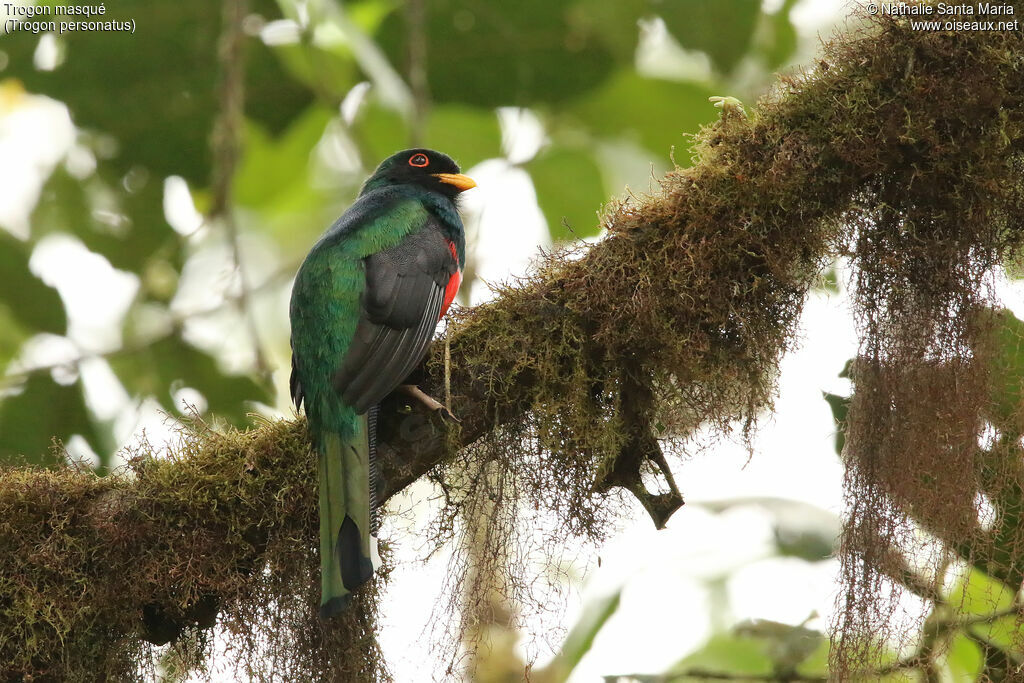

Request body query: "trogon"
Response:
[289, 148, 475, 617]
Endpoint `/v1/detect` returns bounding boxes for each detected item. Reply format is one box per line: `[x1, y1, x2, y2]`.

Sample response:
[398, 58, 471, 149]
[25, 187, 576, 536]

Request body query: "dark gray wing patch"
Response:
[332, 222, 456, 414]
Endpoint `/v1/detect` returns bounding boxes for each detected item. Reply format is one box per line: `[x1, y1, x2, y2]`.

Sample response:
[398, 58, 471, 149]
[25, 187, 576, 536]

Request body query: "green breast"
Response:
[289, 196, 429, 440]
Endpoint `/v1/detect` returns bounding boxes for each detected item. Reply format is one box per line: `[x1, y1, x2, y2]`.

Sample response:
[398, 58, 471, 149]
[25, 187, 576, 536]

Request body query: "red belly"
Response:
[440, 241, 461, 320]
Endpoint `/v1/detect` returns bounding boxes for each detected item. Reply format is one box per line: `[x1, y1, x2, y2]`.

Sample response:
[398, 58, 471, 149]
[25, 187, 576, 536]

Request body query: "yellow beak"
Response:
[433, 173, 477, 192]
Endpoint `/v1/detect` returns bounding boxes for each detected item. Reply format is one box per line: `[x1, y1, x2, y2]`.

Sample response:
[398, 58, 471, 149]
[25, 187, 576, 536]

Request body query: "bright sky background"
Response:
[10, 0, 979, 680]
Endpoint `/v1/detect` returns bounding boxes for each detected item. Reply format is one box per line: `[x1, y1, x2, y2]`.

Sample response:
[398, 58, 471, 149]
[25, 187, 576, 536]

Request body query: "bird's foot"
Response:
[398, 385, 461, 423]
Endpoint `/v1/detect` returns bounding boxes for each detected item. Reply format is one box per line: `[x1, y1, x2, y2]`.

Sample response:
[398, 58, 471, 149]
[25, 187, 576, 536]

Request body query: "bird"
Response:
[289, 148, 475, 618]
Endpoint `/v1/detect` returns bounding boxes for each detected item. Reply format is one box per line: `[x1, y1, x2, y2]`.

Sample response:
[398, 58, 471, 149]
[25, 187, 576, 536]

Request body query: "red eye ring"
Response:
[408, 153, 429, 167]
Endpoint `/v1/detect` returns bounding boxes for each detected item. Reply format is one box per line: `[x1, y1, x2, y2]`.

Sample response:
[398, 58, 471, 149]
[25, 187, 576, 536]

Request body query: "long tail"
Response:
[318, 406, 381, 618]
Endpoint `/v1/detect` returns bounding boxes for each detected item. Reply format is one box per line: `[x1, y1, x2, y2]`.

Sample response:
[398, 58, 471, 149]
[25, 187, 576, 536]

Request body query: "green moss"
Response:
[0, 419, 389, 682]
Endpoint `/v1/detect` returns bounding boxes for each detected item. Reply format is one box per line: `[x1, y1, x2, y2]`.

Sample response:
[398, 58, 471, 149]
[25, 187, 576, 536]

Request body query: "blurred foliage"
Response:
[526, 145, 605, 242]
[0, 374, 103, 467]
[33, 167, 180, 274]
[2, 0, 307, 182]
[0, 230, 65, 338]
[425, 105, 504, 169]
[376, 0, 616, 108]
[569, 74, 718, 169]
[820, 310, 1024, 680]
[657, 0, 760, 74]
[109, 336, 268, 423]
[670, 625, 827, 680]
[537, 590, 622, 682]
[984, 309, 1024, 430]
[234, 104, 336, 246]
[822, 358, 853, 456]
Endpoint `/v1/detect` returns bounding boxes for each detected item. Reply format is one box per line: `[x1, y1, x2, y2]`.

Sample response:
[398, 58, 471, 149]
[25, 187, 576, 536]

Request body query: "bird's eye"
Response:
[408, 153, 429, 167]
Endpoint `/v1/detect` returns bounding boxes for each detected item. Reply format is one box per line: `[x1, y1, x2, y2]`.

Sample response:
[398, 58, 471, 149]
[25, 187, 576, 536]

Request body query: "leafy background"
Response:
[3, 0, 1011, 679]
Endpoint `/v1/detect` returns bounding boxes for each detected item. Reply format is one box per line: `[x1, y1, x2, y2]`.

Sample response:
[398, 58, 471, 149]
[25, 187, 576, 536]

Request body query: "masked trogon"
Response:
[289, 148, 475, 617]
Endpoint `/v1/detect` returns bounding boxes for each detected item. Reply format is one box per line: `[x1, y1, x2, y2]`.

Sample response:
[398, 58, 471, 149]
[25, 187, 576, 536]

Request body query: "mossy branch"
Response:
[3, 9, 1023, 681]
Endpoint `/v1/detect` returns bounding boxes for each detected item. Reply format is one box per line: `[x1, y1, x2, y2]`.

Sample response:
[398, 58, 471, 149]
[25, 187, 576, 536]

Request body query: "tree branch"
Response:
[210, 0, 271, 378]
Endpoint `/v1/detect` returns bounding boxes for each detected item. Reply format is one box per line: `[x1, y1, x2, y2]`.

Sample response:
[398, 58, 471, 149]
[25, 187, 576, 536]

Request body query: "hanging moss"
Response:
[813, 10, 1024, 678]
[2, 6, 1023, 679]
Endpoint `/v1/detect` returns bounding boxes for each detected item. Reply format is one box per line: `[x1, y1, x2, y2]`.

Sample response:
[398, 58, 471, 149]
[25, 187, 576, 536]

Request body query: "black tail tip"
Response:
[319, 594, 352, 620]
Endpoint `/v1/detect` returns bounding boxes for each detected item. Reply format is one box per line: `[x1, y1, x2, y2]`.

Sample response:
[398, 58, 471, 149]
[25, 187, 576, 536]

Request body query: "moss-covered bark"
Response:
[2, 7, 1023, 680]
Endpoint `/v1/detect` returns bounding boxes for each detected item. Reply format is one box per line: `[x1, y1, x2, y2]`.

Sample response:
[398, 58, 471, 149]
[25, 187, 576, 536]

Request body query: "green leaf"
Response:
[375, 0, 617, 108]
[758, 0, 799, 70]
[669, 633, 774, 676]
[985, 309, 1024, 432]
[957, 566, 1014, 614]
[0, 232, 65, 336]
[266, 33, 358, 104]
[0, 375, 99, 467]
[795, 637, 830, 676]
[947, 568, 1019, 654]
[350, 98, 411, 165]
[245, 5, 318, 135]
[822, 391, 848, 456]
[425, 105, 502, 170]
[655, 0, 761, 74]
[235, 106, 333, 210]
[732, 620, 823, 674]
[838, 358, 854, 379]
[268, 0, 390, 103]
[0, 307, 30, 373]
[526, 146, 605, 241]
[569, 0, 646, 61]
[539, 590, 621, 681]
[945, 633, 983, 682]
[773, 523, 835, 563]
[818, 266, 839, 294]
[570, 72, 718, 160]
[110, 336, 271, 426]
[235, 106, 342, 252]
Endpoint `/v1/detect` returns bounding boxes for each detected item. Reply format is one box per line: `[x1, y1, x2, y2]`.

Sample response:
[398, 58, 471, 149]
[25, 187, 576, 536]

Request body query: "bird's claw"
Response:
[398, 385, 461, 423]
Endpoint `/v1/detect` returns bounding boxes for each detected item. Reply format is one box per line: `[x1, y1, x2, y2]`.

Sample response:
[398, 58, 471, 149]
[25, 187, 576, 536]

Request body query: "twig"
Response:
[210, 0, 271, 379]
[209, 0, 246, 219]
[444, 334, 452, 413]
[397, 384, 460, 423]
[952, 604, 1024, 629]
[404, 0, 429, 144]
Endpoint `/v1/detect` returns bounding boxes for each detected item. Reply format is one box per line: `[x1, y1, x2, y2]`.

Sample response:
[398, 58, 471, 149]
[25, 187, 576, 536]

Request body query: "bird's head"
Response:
[363, 148, 476, 200]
